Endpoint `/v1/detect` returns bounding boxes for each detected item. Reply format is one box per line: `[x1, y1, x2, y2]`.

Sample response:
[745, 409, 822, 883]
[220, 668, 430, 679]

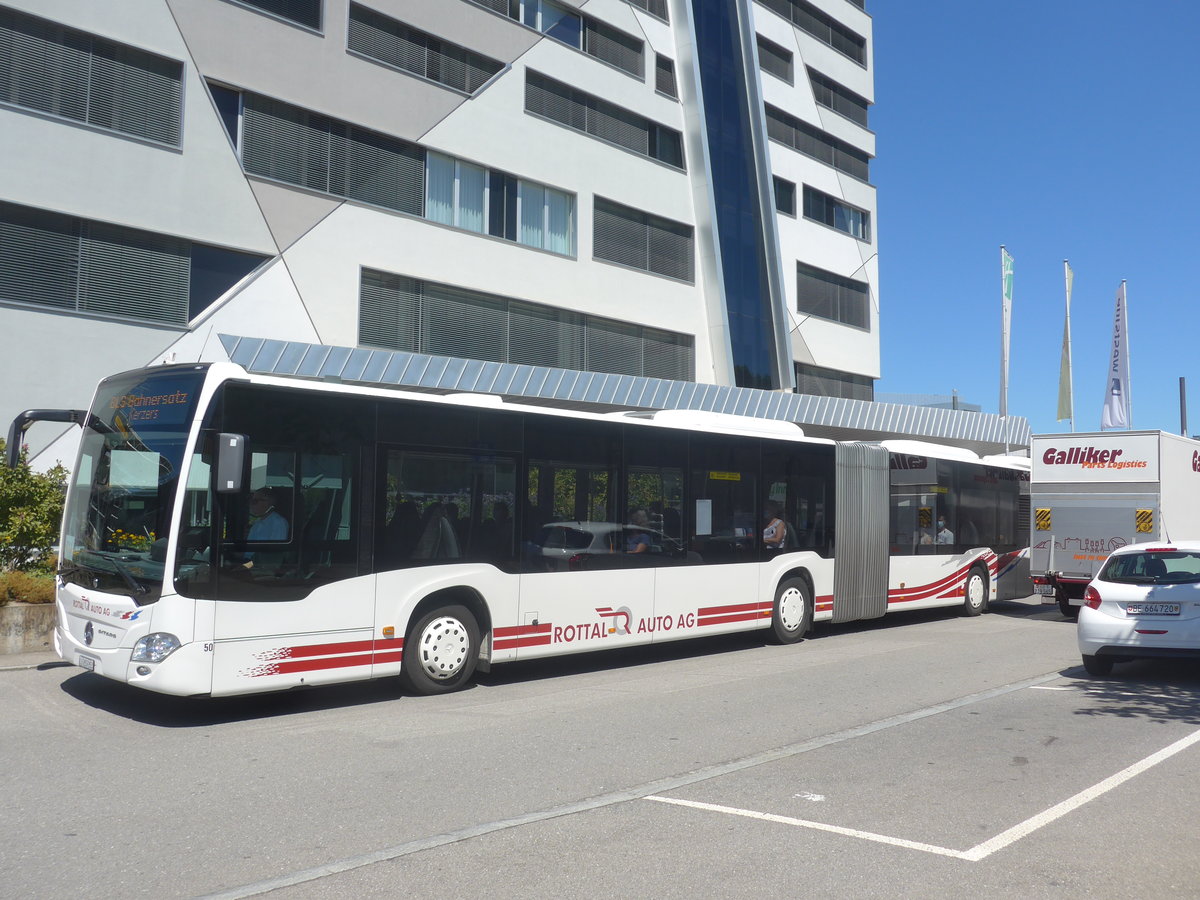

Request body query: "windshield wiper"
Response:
[61, 556, 147, 596]
[106, 556, 149, 595]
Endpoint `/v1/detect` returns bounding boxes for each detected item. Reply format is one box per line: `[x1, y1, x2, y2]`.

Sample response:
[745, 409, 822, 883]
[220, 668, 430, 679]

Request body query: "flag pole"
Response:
[1124, 280, 1132, 429]
[1000, 246, 1013, 453]
[1063, 260, 1075, 432]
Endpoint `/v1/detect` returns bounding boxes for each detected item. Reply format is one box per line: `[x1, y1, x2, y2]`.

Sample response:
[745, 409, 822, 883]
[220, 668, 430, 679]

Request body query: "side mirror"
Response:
[216, 433, 247, 493]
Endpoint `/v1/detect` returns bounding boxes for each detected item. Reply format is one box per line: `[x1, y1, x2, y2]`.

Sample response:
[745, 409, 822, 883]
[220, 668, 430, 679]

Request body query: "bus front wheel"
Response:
[402, 604, 480, 695]
[962, 566, 988, 617]
[770, 577, 812, 644]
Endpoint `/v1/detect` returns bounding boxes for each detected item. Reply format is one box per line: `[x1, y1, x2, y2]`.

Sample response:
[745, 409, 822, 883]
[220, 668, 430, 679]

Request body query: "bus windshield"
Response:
[60, 367, 206, 603]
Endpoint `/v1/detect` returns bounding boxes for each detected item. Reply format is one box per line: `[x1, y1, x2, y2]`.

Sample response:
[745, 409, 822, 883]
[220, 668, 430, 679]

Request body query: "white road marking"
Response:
[200, 671, 1064, 898]
[1029, 685, 1073, 691]
[647, 796, 968, 859]
[648, 725, 1200, 862]
[961, 725, 1200, 861]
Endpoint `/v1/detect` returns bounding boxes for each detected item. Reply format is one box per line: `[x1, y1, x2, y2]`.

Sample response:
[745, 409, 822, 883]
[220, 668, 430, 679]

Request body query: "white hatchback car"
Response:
[1077, 542, 1200, 676]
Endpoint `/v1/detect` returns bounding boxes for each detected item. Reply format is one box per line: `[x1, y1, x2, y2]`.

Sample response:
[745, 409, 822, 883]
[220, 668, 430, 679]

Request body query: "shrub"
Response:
[0, 569, 56, 605]
[0, 437, 68, 574]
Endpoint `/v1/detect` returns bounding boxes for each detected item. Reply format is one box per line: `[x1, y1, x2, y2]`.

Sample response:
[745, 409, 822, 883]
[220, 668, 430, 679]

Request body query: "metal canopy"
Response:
[216, 335, 1030, 456]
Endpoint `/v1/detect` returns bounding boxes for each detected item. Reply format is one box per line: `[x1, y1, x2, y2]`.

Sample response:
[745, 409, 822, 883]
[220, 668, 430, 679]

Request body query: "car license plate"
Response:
[1126, 603, 1180, 616]
[77, 654, 97, 671]
[1033, 583, 1054, 596]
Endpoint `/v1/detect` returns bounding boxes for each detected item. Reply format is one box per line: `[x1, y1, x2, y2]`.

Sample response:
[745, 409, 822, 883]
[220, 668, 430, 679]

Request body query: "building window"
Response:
[655, 55, 677, 98]
[226, 0, 322, 30]
[525, 71, 685, 169]
[0, 201, 267, 325]
[584, 17, 643, 77]
[773, 177, 796, 216]
[0, 6, 183, 146]
[222, 87, 575, 254]
[359, 269, 695, 380]
[794, 362, 873, 401]
[593, 198, 694, 282]
[756, 35, 793, 84]
[239, 92, 426, 216]
[757, 0, 866, 65]
[802, 186, 869, 241]
[348, 4, 504, 95]
[765, 104, 869, 181]
[808, 68, 869, 127]
[796, 262, 869, 329]
[471, 1, 643, 77]
[427, 152, 576, 255]
[622, 0, 668, 21]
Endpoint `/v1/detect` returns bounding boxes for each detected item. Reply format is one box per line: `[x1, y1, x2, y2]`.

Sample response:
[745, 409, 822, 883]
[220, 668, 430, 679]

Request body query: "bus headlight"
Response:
[131, 633, 181, 663]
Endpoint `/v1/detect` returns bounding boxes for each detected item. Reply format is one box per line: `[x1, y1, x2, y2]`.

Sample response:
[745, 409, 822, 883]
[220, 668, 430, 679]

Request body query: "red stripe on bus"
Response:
[698, 602, 770, 617]
[492, 628, 552, 643]
[269, 653, 375, 675]
[266, 638, 403, 660]
[494, 634, 554, 650]
[887, 561, 983, 603]
[698, 612, 765, 628]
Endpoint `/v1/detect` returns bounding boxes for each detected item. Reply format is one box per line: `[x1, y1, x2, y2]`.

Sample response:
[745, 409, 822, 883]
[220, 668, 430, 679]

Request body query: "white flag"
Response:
[1056, 261, 1073, 423]
[1100, 282, 1131, 430]
[999, 247, 1013, 417]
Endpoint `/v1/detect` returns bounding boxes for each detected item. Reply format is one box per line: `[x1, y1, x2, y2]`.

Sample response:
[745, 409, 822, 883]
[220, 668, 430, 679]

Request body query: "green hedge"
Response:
[0, 569, 55, 605]
[0, 437, 67, 588]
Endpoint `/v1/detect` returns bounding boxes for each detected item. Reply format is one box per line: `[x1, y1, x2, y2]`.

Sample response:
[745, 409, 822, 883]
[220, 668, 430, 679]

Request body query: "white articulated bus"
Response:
[12, 363, 1030, 697]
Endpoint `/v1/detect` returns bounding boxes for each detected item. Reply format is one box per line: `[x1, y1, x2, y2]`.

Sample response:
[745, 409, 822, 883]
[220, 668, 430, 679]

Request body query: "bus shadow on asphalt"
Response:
[473, 632, 766, 688]
[1063, 659, 1200, 725]
[57, 669, 407, 728]
[48, 601, 1075, 727]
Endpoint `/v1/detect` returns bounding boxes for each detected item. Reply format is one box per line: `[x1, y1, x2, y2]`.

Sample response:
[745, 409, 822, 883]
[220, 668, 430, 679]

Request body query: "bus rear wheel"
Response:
[402, 604, 480, 695]
[962, 566, 988, 617]
[770, 577, 812, 644]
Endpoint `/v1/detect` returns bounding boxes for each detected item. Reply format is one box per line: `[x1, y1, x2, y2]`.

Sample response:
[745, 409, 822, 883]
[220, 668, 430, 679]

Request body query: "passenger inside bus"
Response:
[762, 501, 789, 550]
[237, 487, 289, 570]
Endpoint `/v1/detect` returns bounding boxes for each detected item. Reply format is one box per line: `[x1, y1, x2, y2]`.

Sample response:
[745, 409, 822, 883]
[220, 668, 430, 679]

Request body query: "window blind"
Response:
[0, 7, 182, 145]
[359, 268, 694, 381]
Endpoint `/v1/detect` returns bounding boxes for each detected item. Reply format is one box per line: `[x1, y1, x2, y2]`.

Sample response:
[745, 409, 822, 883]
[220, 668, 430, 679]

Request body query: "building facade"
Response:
[1, 0, 884, 463]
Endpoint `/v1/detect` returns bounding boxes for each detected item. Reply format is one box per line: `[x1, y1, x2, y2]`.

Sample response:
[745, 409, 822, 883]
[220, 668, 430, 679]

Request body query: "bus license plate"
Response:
[77, 654, 97, 671]
[1033, 583, 1054, 596]
[1126, 603, 1180, 616]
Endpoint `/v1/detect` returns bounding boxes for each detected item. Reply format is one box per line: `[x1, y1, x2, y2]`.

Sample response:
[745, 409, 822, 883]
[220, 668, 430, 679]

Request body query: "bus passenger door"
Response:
[206, 386, 372, 695]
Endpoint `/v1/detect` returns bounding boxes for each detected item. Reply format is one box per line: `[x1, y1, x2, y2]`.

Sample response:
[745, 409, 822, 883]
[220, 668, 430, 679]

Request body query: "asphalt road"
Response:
[4, 596, 1200, 899]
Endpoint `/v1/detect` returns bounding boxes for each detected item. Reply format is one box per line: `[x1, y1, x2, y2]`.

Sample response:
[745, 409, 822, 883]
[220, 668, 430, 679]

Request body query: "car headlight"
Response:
[131, 633, 181, 663]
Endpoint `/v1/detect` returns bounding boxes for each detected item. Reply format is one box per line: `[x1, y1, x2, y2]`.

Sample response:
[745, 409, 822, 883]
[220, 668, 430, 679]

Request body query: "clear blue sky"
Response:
[869, 1, 1199, 436]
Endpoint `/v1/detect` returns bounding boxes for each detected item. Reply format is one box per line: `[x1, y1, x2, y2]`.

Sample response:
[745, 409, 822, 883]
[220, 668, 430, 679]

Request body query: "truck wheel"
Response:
[1057, 588, 1077, 619]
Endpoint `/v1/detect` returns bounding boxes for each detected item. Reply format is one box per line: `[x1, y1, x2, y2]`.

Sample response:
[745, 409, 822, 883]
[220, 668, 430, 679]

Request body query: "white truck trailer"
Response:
[1029, 430, 1200, 617]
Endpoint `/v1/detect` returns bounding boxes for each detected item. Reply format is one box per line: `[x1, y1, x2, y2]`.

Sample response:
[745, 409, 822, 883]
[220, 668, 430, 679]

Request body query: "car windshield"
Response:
[1100, 551, 1200, 585]
[59, 367, 206, 603]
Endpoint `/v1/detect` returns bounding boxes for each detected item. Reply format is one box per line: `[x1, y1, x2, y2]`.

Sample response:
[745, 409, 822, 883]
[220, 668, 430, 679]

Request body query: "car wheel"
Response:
[962, 565, 987, 617]
[1082, 654, 1113, 677]
[769, 577, 812, 644]
[402, 604, 480, 695]
[1058, 588, 1078, 619]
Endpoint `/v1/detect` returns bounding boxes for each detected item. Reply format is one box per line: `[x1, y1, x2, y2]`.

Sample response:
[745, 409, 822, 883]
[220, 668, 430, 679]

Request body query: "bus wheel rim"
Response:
[417, 616, 470, 680]
[779, 586, 805, 632]
[967, 574, 985, 608]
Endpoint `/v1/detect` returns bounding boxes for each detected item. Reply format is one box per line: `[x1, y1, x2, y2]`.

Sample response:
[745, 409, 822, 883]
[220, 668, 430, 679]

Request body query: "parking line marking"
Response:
[201, 671, 1062, 898]
[646, 796, 968, 859]
[961, 725, 1200, 861]
[648, 725, 1200, 863]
